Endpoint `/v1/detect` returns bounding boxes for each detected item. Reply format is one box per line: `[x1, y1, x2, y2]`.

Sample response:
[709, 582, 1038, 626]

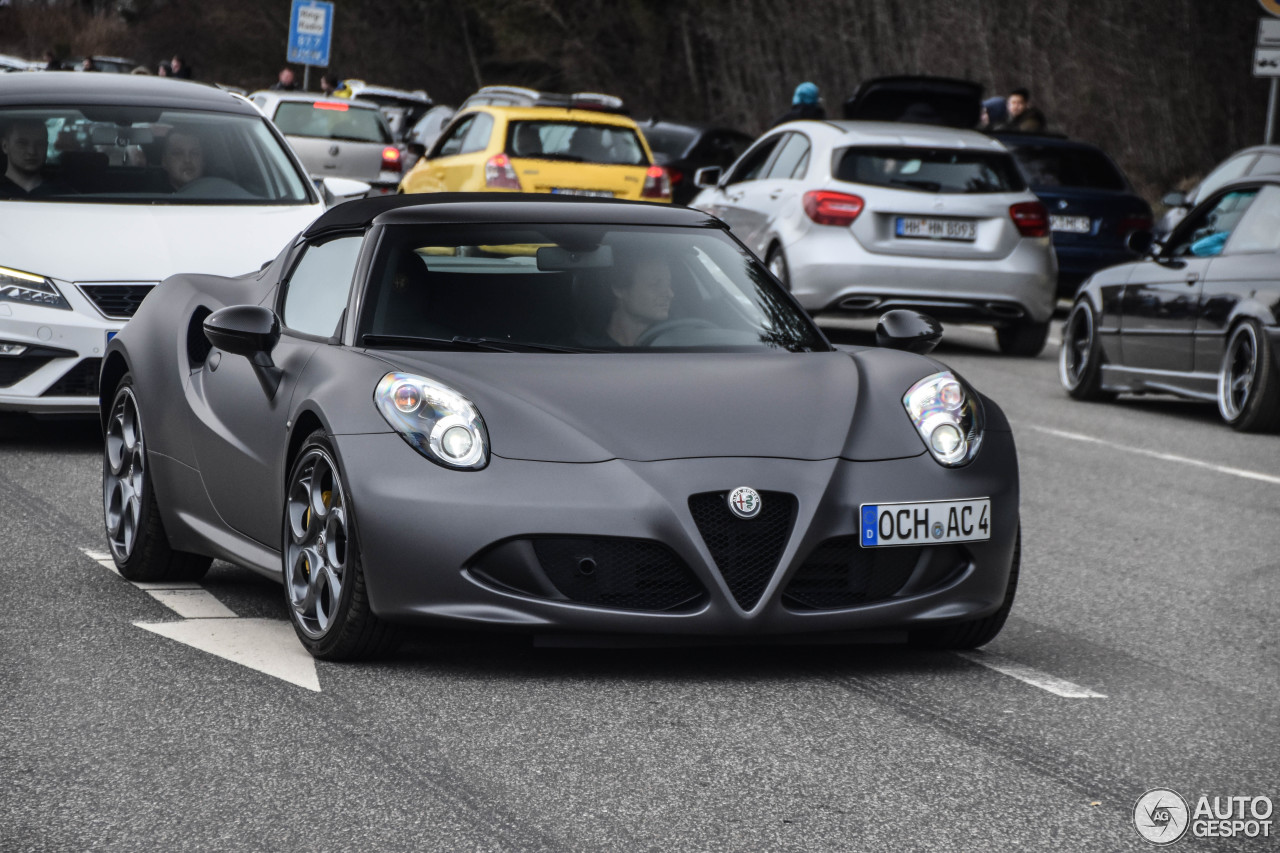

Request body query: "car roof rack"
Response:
[459, 85, 626, 113]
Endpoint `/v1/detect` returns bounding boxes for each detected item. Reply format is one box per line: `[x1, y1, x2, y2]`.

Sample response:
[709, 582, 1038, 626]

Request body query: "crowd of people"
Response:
[770, 80, 1051, 133]
[38, 50, 193, 78]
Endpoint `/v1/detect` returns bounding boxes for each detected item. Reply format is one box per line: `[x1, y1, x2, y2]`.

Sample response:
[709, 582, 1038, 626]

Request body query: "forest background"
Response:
[1, 0, 1273, 201]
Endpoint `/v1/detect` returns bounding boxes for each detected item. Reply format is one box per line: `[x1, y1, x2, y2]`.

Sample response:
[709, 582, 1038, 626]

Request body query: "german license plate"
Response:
[1050, 215, 1091, 234]
[895, 217, 976, 241]
[860, 498, 991, 547]
[551, 188, 614, 197]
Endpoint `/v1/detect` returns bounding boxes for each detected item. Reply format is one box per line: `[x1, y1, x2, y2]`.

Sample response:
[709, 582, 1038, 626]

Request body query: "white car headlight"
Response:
[374, 372, 489, 470]
[0, 265, 70, 310]
[903, 371, 984, 467]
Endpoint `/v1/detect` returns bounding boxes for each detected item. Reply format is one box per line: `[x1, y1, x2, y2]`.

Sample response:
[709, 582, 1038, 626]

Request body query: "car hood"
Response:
[373, 349, 930, 463]
[0, 201, 321, 283]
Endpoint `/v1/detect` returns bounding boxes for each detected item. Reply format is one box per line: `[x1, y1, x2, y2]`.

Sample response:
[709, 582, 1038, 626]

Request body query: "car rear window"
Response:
[641, 125, 699, 160]
[833, 146, 1025, 194]
[273, 101, 391, 144]
[1006, 144, 1127, 191]
[506, 121, 648, 166]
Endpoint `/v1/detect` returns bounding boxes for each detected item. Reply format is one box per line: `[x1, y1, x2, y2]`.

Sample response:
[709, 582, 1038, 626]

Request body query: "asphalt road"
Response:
[2, 323, 1277, 852]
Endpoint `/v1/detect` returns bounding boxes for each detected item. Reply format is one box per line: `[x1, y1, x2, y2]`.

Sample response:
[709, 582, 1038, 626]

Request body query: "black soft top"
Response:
[304, 193, 720, 238]
[0, 73, 257, 114]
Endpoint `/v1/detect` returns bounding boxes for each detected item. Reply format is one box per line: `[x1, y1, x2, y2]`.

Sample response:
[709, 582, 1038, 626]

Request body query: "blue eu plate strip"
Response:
[861, 505, 879, 546]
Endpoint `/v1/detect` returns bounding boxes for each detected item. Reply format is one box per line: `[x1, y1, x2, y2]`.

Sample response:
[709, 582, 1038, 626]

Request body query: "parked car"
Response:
[398, 86, 671, 202]
[100, 192, 1021, 660]
[405, 104, 456, 166]
[992, 132, 1152, 297]
[1155, 145, 1280, 238]
[250, 90, 402, 195]
[0, 74, 330, 414]
[1060, 176, 1280, 431]
[0, 54, 38, 73]
[691, 121, 1057, 355]
[340, 79, 433, 143]
[639, 119, 752, 205]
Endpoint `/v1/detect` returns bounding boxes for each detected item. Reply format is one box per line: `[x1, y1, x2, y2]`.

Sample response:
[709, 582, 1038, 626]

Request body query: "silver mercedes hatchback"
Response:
[691, 121, 1057, 355]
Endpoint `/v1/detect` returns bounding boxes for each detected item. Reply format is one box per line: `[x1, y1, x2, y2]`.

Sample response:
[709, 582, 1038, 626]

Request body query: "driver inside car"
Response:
[603, 253, 674, 346]
[161, 127, 205, 192]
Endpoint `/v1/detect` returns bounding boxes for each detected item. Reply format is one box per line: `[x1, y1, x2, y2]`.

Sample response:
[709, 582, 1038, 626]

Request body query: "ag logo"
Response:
[1134, 788, 1190, 845]
[727, 486, 762, 519]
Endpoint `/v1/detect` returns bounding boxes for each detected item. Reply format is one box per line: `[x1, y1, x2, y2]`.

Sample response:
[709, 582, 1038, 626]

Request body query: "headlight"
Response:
[903, 371, 984, 467]
[0, 265, 70, 310]
[374, 372, 489, 470]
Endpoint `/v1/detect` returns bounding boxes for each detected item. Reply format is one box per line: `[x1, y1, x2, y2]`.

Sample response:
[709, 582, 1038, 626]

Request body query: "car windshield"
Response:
[360, 224, 828, 353]
[1006, 144, 1127, 191]
[0, 106, 312, 204]
[506, 121, 648, 165]
[273, 101, 392, 144]
[835, 146, 1026, 194]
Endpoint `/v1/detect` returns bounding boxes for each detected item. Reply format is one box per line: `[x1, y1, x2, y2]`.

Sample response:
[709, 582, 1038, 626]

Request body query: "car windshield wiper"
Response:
[361, 334, 603, 354]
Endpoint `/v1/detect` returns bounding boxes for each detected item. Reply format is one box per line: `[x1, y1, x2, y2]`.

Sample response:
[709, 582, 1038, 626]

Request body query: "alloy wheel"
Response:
[285, 448, 350, 639]
[1061, 303, 1093, 388]
[104, 386, 146, 561]
[1219, 323, 1258, 422]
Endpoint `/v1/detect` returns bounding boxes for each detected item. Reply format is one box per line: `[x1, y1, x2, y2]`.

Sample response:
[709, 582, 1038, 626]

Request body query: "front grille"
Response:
[78, 283, 156, 319]
[783, 538, 922, 610]
[531, 537, 703, 611]
[40, 358, 101, 397]
[0, 355, 54, 388]
[689, 491, 796, 611]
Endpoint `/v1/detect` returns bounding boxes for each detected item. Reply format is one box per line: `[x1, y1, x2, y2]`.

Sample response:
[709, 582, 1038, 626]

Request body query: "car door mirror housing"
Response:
[204, 305, 280, 357]
[1161, 191, 1187, 207]
[876, 309, 943, 355]
[694, 166, 722, 188]
[1126, 229, 1155, 256]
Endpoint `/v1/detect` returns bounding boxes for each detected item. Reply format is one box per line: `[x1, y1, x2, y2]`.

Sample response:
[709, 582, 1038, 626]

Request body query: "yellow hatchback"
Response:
[398, 87, 672, 202]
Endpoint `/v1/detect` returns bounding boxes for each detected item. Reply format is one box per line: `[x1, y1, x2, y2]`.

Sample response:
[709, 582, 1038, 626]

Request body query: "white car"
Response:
[692, 118, 1057, 355]
[0, 74, 329, 413]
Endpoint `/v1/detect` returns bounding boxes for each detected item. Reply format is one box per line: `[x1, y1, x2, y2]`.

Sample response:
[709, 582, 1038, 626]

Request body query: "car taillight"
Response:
[1009, 201, 1049, 237]
[1116, 215, 1153, 236]
[641, 165, 672, 200]
[313, 101, 348, 111]
[484, 153, 521, 190]
[803, 190, 864, 226]
[381, 146, 402, 173]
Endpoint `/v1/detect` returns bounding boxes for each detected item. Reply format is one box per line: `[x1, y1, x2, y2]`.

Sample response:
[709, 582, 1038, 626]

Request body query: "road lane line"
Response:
[955, 651, 1107, 698]
[144, 589, 237, 619]
[1027, 425, 1280, 486]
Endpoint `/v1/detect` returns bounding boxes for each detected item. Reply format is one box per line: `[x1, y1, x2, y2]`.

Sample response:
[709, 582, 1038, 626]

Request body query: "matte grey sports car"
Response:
[101, 194, 1021, 660]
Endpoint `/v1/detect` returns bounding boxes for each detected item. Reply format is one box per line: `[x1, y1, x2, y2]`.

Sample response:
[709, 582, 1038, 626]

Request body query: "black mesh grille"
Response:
[40, 358, 101, 397]
[0, 355, 54, 388]
[688, 491, 796, 610]
[532, 537, 703, 611]
[783, 538, 922, 610]
[78, 284, 155, 319]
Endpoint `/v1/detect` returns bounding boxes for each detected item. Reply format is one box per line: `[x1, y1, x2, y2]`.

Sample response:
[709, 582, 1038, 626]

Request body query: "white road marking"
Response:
[1028, 425, 1280, 486]
[144, 589, 237, 619]
[136, 618, 321, 692]
[955, 651, 1107, 698]
[83, 547, 320, 692]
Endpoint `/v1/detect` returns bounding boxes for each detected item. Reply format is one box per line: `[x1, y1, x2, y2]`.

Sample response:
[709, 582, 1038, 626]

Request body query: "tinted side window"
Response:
[1167, 190, 1259, 257]
[432, 115, 476, 157]
[283, 236, 363, 337]
[460, 113, 494, 154]
[766, 133, 811, 180]
[1224, 185, 1280, 254]
[726, 136, 782, 185]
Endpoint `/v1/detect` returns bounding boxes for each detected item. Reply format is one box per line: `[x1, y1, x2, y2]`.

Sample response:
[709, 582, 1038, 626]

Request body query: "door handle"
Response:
[1185, 272, 1200, 284]
[727, 193, 742, 202]
[769, 189, 783, 199]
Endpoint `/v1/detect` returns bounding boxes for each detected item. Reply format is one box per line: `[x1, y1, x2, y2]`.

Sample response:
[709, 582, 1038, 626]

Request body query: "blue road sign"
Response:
[287, 0, 333, 68]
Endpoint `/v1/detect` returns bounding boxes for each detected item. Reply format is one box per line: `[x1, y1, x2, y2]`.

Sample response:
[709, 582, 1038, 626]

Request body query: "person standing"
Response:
[320, 72, 343, 97]
[168, 55, 193, 79]
[995, 88, 1047, 132]
[271, 68, 298, 91]
[771, 82, 826, 127]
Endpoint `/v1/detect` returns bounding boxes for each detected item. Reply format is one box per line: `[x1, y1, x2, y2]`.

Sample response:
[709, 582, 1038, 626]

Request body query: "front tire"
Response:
[283, 432, 398, 660]
[1218, 319, 1280, 432]
[996, 321, 1049, 357]
[910, 527, 1020, 650]
[103, 374, 211, 582]
[1059, 299, 1116, 401]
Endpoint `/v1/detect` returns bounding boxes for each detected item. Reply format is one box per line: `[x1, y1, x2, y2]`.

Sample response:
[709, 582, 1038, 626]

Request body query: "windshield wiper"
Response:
[361, 334, 602, 353]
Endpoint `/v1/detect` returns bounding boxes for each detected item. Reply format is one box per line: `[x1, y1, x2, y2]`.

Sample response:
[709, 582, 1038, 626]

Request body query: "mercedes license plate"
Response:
[551, 188, 614, 197]
[860, 498, 991, 547]
[1050, 215, 1092, 234]
[895, 217, 977, 241]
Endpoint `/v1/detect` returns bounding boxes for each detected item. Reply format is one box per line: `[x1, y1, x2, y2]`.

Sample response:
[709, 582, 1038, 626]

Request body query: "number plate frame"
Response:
[894, 216, 977, 242]
[1049, 215, 1092, 234]
[859, 498, 991, 548]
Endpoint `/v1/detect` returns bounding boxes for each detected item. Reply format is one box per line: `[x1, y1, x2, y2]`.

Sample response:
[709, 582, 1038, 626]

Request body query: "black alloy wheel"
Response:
[1059, 299, 1116, 401]
[1218, 320, 1280, 432]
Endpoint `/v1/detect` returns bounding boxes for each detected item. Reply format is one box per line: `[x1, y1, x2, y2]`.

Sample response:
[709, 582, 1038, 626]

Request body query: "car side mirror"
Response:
[407, 142, 426, 158]
[204, 305, 283, 396]
[876, 309, 942, 355]
[694, 166, 722, 188]
[1161, 191, 1187, 208]
[1126, 229, 1155, 256]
